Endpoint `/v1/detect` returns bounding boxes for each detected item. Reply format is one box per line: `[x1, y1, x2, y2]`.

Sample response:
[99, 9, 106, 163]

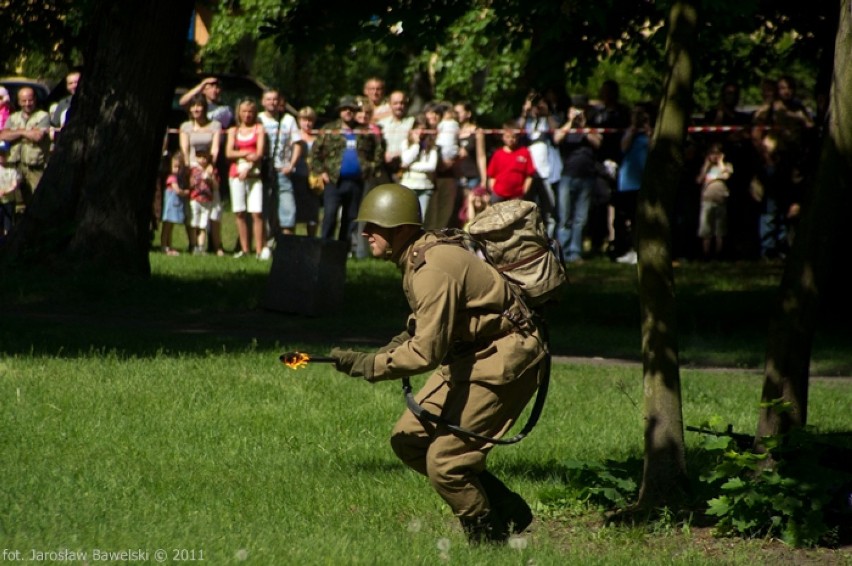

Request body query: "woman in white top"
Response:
[399, 117, 438, 217]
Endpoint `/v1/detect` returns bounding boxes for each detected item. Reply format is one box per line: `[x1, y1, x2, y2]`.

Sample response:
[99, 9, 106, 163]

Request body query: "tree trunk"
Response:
[634, 1, 697, 510]
[755, 1, 851, 441]
[0, 0, 194, 278]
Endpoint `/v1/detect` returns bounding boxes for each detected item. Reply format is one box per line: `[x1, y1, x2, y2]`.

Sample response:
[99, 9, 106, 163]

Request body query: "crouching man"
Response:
[330, 183, 546, 543]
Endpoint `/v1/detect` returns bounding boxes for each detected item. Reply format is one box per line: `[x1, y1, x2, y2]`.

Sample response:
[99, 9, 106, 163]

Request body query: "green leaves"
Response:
[697, 423, 852, 547]
[562, 459, 639, 508]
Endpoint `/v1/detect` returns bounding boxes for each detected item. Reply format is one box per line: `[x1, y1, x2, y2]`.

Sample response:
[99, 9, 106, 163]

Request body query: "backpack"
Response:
[467, 199, 567, 308]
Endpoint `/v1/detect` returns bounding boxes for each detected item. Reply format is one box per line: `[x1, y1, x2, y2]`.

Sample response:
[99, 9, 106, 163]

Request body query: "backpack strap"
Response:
[402, 314, 551, 445]
[495, 247, 548, 273]
[409, 230, 468, 271]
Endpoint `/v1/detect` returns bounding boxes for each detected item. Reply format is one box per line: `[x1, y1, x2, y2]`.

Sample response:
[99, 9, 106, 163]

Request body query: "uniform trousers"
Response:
[390, 363, 539, 519]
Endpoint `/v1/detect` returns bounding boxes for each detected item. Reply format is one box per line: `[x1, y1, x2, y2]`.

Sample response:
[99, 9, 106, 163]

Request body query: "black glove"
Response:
[330, 348, 376, 380]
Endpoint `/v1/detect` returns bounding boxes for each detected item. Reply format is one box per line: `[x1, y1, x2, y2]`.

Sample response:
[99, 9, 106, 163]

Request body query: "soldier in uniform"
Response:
[330, 183, 547, 543]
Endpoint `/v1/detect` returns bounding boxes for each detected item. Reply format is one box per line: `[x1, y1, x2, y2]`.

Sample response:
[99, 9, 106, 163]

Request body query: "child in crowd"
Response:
[696, 142, 733, 259]
[188, 149, 218, 255]
[435, 106, 459, 161]
[0, 145, 21, 236]
[459, 185, 490, 230]
[486, 122, 537, 202]
[399, 117, 438, 216]
[161, 151, 190, 256]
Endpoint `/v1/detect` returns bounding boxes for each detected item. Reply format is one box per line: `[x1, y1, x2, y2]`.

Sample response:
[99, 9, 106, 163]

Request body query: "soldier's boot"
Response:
[458, 512, 508, 545]
[478, 471, 533, 534]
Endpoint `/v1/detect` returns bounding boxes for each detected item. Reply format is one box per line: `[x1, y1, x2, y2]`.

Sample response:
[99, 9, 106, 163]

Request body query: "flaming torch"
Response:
[279, 351, 337, 370]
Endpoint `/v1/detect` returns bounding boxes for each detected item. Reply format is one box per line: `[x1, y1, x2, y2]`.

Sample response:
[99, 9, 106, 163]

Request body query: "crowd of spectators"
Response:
[0, 72, 819, 264]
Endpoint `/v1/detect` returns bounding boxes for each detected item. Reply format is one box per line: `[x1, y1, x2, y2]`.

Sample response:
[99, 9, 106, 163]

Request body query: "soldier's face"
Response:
[362, 223, 393, 258]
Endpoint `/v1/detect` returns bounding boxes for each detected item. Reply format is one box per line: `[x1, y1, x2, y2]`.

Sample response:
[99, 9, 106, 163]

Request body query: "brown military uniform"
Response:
[370, 231, 546, 519]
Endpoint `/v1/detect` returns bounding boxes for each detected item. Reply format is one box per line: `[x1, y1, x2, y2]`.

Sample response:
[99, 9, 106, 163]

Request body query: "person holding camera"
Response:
[613, 104, 654, 265]
[553, 97, 602, 264]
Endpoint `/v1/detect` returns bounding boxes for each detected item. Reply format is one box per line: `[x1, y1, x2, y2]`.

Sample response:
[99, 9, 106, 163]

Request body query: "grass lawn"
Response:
[1, 229, 850, 564]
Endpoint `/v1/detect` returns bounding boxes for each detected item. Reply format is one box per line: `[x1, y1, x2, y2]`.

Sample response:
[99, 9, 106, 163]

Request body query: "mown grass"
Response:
[1, 227, 851, 564]
[2, 352, 849, 565]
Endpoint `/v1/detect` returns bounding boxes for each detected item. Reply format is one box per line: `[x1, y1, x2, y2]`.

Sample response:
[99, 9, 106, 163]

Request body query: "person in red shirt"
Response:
[486, 122, 537, 201]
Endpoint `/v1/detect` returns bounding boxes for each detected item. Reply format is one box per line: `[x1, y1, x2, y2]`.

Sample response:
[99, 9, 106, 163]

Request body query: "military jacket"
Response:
[371, 232, 545, 384]
[6, 110, 51, 167]
[309, 119, 383, 186]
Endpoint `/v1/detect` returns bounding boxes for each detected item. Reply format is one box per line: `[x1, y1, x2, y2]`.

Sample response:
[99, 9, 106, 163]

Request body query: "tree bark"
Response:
[634, 1, 697, 509]
[0, 0, 194, 278]
[755, 1, 851, 440]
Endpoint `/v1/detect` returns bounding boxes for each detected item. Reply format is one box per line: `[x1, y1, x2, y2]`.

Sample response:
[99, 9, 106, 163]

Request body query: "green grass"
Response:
[1, 354, 849, 564]
[1, 231, 851, 563]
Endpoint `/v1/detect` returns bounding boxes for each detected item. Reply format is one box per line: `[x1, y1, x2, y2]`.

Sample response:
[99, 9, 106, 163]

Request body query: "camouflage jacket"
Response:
[309, 119, 383, 185]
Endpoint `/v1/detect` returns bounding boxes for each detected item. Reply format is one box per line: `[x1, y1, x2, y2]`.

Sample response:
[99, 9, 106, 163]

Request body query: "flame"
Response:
[281, 352, 310, 370]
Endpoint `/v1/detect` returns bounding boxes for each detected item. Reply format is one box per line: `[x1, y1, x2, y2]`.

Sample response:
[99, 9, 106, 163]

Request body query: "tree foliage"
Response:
[0, 0, 94, 78]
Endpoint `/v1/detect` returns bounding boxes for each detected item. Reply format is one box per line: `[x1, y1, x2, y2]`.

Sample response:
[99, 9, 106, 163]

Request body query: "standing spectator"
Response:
[0, 87, 51, 209]
[751, 76, 811, 260]
[752, 130, 794, 260]
[179, 76, 233, 129]
[518, 90, 561, 186]
[179, 94, 225, 255]
[353, 96, 386, 257]
[0, 145, 21, 235]
[518, 92, 561, 226]
[702, 81, 758, 260]
[453, 101, 487, 191]
[486, 122, 537, 202]
[553, 100, 602, 264]
[422, 102, 462, 229]
[160, 152, 190, 256]
[187, 149, 218, 254]
[180, 95, 222, 164]
[50, 69, 81, 130]
[0, 87, 12, 131]
[587, 80, 631, 255]
[292, 106, 320, 237]
[696, 143, 733, 260]
[226, 98, 267, 259]
[613, 104, 653, 265]
[179, 76, 233, 204]
[259, 88, 301, 237]
[363, 77, 391, 123]
[310, 95, 383, 242]
[399, 116, 438, 215]
[378, 91, 415, 181]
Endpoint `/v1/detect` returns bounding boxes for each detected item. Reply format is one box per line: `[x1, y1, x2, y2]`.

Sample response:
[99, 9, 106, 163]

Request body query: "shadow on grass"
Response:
[498, 431, 852, 541]
[1, 259, 406, 358]
[3, 257, 851, 374]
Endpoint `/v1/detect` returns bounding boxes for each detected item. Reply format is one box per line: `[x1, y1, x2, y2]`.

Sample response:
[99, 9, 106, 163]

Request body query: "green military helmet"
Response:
[356, 183, 422, 228]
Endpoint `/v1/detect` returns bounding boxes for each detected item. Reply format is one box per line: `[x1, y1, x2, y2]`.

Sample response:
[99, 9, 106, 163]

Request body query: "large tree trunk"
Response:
[755, 1, 851, 440]
[0, 0, 194, 278]
[634, 1, 697, 509]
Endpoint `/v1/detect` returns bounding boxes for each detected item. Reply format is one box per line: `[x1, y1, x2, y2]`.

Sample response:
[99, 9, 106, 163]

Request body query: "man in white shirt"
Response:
[259, 88, 302, 237]
[377, 91, 414, 181]
[364, 77, 391, 123]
